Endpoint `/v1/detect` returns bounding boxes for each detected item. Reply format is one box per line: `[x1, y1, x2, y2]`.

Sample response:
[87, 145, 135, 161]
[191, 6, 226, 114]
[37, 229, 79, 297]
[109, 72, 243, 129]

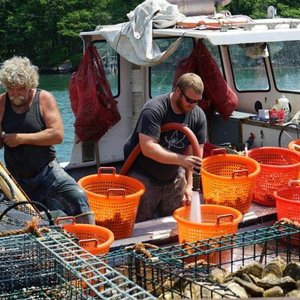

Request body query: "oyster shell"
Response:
[286, 289, 300, 297]
[184, 282, 225, 299]
[232, 277, 264, 297]
[227, 261, 263, 279]
[263, 286, 284, 297]
[261, 256, 286, 280]
[283, 262, 300, 281]
[226, 281, 248, 298]
[208, 267, 228, 284]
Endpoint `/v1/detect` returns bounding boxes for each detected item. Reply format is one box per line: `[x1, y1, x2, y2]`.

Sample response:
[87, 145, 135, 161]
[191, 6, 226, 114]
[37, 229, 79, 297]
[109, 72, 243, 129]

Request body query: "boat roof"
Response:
[80, 18, 300, 46]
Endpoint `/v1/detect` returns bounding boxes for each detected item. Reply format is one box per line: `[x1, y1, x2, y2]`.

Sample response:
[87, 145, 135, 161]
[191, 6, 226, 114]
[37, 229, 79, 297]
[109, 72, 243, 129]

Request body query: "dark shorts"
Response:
[127, 167, 186, 222]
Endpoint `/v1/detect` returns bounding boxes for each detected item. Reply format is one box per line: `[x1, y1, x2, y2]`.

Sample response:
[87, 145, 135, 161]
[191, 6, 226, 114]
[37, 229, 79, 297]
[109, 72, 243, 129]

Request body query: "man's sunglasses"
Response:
[179, 88, 202, 104]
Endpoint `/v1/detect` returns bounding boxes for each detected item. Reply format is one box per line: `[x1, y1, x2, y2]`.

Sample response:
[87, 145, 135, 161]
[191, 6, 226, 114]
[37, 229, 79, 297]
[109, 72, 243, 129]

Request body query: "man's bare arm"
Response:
[2, 90, 63, 148]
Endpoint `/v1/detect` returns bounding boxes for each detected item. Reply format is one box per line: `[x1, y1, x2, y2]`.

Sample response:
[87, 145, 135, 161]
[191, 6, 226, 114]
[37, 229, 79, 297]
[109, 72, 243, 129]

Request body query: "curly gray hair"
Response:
[0, 56, 39, 89]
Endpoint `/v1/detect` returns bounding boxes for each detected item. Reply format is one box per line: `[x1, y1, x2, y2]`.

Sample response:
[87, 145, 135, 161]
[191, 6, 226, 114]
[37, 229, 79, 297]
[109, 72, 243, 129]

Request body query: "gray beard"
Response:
[10, 96, 26, 107]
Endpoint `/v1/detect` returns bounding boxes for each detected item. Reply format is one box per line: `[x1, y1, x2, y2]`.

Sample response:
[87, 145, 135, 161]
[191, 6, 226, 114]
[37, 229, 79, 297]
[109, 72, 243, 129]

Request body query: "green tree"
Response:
[107, 0, 142, 23]
[0, 0, 112, 69]
[1, 0, 300, 70]
[226, 0, 300, 18]
[225, 0, 257, 16]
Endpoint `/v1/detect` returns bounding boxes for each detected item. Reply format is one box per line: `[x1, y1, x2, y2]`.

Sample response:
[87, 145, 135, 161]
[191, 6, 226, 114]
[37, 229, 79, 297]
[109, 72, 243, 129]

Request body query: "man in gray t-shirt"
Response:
[124, 73, 207, 222]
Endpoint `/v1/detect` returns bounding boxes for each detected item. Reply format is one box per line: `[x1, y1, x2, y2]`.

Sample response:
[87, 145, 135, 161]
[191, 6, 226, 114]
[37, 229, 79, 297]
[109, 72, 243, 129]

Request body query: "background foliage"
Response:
[0, 0, 299, 70]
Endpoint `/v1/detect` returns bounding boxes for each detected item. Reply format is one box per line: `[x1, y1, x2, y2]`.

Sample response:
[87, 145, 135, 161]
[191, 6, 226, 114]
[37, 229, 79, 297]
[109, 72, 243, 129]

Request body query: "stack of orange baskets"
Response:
[201, 148, 260, 214]
[248, 147, 300, 206]
[57, 216, 114, 255]
[78, 167, 145, 240]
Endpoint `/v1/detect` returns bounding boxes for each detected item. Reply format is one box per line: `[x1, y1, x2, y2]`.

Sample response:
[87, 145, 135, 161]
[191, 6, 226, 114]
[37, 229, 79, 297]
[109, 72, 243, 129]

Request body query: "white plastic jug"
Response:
[278, 95, 290, 122]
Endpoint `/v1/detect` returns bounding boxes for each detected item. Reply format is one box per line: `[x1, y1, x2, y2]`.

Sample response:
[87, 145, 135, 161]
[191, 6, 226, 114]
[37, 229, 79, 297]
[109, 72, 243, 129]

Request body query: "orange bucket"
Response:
[78, 167, 145, 240]
[274, 181, 300, 222]
[248, 147, 300, 206]
[288, 139, 300, 152]
[274, 181, 300, 246]
[57, 217, 114, 255]
[201, 149, 260, 214]
[173, 204, 243, 244]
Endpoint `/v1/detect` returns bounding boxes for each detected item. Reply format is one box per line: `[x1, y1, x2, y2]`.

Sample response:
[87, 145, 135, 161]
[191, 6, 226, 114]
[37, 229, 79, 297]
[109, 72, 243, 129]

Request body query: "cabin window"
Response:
[229, 44, 269, 91]
[150, 38, 223, 98]
[150, 37, 194, 97]
[93, 41, 119, 97]
[269, 41, 300, 93]
[203, 40, 224, 76]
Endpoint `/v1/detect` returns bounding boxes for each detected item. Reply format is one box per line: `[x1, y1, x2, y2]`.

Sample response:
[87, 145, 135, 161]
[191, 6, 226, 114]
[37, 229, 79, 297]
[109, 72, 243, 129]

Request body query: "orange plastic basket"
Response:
[201, 149, 260, 214]
[78, 167, 145, 240]
[274, 181, 300, 246]
[288, 139, 300, 152]
[173, 204, 243, 244]
[57, 217, 114, 255]
[248, 147, 300, 206]
[274, 182, 300, 222]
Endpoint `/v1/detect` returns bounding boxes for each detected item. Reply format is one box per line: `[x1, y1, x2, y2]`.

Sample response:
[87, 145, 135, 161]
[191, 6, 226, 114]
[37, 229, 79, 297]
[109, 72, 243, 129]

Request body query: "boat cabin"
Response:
[67, 0, 300, 247]
[68, 2, 300, 171]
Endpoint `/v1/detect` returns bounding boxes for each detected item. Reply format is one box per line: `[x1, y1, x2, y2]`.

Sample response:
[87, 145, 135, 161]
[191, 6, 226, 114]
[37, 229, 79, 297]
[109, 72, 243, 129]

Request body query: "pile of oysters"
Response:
[202, 256, 300, 298]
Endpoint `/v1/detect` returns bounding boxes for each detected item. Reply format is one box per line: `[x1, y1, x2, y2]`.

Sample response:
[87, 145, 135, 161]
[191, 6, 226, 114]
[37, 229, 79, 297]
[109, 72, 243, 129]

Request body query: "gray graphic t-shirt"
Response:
[124, 94, 206, 183]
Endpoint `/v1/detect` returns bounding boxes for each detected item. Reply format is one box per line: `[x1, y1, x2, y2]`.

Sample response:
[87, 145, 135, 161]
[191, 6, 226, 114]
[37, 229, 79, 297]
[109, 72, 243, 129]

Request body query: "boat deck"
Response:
[66, 164, 278, 250]
[111, 202, 277, 250]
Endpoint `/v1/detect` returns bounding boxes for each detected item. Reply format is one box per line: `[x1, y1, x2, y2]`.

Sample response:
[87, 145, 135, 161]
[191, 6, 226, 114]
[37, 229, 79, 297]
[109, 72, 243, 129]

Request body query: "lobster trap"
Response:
[102, 222, 300, 298]
[0, 196, 51, 232]
[0, 229, 155, 299]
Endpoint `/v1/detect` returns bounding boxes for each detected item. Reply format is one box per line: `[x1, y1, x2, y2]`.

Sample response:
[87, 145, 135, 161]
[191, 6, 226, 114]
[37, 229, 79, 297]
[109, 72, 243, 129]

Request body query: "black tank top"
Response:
[2, 89, 56, 178]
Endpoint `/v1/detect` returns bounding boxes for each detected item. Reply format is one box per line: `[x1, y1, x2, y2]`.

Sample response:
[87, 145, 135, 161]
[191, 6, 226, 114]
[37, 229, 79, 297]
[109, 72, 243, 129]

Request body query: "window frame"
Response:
[228, 44, 271, 93]
[92, 40, 121, 98]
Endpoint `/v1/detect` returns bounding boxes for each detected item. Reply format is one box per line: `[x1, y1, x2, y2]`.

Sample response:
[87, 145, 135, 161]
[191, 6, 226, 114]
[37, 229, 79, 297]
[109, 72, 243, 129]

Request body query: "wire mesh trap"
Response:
[102, 221, 300, 298]
[0, 229, 155, 299]
[0, 197, 51, 232]
[102, 249, 239, 299]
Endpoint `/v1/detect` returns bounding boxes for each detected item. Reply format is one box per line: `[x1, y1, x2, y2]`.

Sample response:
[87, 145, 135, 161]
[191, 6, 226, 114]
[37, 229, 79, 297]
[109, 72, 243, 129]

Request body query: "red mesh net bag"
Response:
[173, 40, 238, 120]
[69, 45, 121, 143]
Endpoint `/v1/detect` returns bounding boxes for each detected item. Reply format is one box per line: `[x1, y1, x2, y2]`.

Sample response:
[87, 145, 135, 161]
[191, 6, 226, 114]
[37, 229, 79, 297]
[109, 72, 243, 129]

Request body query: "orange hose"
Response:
[120, 122, 200, 175]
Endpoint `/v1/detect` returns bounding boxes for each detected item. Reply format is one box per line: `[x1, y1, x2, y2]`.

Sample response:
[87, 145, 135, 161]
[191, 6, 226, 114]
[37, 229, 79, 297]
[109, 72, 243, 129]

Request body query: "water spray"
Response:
[190, 169, 202, 222]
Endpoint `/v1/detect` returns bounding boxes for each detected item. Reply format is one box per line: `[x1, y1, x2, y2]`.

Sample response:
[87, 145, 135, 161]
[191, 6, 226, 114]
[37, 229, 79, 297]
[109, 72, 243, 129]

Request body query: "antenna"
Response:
[267, 6, 277, 19]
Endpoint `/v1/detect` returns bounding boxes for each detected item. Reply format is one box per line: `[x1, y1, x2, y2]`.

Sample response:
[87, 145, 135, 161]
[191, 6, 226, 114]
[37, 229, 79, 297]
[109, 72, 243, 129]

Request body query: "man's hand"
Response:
[182, 197, 191, 207]
[182, 183, 193, 206]
[180, 155, 202, 171]
[2, 133, 20, 147]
